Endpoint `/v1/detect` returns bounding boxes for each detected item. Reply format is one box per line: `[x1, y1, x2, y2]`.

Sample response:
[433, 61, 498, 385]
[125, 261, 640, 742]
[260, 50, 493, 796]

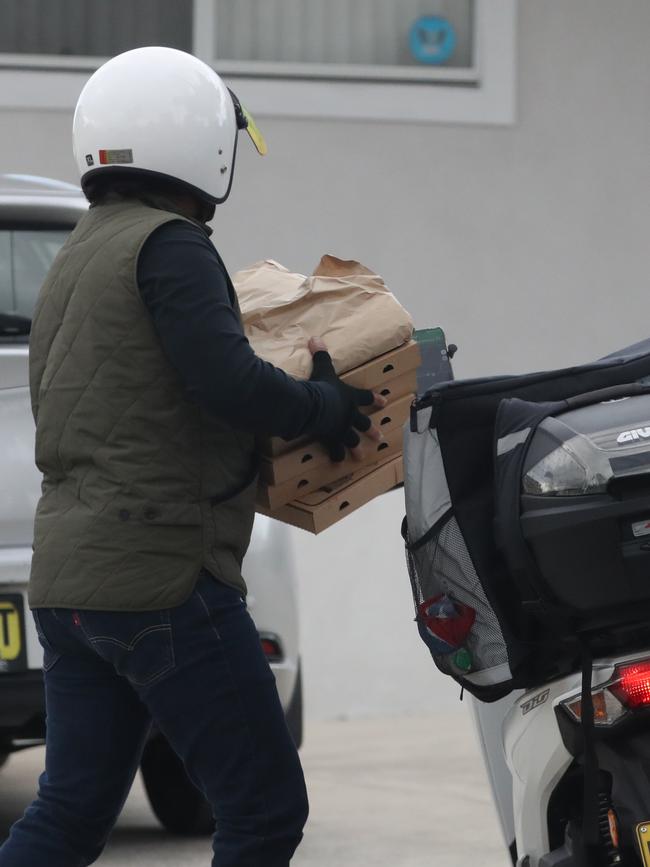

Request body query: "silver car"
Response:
[0, 173, 302, 834]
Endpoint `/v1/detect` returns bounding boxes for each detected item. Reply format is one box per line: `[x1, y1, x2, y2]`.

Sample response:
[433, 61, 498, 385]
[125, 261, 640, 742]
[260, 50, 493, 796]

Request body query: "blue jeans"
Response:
[0, 571, 308, 866]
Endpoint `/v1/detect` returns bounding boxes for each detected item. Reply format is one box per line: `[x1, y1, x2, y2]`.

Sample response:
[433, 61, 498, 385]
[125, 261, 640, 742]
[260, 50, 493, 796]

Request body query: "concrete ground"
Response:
[0, 712, 508, 866]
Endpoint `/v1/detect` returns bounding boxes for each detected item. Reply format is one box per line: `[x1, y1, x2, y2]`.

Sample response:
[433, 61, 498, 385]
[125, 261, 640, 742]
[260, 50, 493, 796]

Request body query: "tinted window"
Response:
[0, 230, 68, 318]
[0, 0, 192, 56]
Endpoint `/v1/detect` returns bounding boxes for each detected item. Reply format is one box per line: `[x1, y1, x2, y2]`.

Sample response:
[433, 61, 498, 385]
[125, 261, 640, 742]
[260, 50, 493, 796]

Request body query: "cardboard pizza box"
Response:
[362, 368, 418, 409]
[256, 455, 404, 534]
[262, 341, 420, 457]
[256, 425, 403, 511]
[260, 392, 413, 485]
[340, 339, 420, 389]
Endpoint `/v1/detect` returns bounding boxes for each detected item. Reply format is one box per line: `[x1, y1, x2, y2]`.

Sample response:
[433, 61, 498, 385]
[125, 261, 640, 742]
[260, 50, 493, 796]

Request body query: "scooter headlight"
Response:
[523, 436, 612, 497]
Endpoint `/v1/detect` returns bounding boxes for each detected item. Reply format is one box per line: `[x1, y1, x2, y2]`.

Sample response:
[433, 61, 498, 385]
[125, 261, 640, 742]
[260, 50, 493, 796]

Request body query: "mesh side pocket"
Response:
[406, 514, 509, 675]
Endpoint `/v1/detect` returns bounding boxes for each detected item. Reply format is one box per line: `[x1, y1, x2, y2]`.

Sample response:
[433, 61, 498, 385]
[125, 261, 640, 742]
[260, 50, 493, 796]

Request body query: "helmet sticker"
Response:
[85, 154, 94, 166]
[99, 148, 134, 165]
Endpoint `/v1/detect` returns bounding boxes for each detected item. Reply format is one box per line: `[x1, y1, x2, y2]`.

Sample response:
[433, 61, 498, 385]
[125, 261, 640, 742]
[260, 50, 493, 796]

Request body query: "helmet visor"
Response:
[229, 88, 268, 156]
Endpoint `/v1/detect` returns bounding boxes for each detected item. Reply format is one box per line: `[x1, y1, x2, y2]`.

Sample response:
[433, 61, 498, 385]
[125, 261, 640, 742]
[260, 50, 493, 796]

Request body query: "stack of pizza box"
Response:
[256, 340, 421, 533]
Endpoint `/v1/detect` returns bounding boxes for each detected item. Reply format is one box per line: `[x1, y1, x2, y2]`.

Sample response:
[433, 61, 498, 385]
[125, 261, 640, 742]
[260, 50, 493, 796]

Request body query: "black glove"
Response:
[309, 350, 376, 461]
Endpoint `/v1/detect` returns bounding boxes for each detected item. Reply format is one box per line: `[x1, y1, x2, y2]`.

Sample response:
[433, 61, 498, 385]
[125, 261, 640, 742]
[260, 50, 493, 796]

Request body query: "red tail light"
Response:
[259, 634, 283, 662]
[610, 661, 650, 709]
[561, 656, 650, 727]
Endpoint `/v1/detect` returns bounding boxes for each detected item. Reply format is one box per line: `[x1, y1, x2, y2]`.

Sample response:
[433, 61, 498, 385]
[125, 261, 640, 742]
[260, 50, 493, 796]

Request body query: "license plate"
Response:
[636, 822, 650, 866]
[0, 594, 27, 673]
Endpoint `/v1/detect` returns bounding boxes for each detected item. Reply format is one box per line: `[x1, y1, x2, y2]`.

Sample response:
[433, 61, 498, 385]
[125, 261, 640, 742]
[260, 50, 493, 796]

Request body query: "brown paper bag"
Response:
[234, 255, 413, 379]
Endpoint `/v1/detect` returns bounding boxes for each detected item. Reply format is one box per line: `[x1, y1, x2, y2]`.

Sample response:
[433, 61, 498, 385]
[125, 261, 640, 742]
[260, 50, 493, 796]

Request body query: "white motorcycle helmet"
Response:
[72, 46, 267, 204]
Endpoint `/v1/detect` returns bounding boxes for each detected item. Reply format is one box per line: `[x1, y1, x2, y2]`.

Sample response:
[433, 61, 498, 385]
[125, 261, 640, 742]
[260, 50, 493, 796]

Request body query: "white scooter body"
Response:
[471, 681, 572, 866]
[471, 650, 650, 866]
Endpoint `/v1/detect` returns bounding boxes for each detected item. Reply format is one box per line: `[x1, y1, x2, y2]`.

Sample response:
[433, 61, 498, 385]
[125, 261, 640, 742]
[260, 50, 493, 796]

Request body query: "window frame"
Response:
[0, 0, 516, 125]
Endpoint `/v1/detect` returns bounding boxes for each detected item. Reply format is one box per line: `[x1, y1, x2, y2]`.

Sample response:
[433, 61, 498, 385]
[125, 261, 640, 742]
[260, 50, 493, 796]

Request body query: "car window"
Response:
[0, 229, 69, 319]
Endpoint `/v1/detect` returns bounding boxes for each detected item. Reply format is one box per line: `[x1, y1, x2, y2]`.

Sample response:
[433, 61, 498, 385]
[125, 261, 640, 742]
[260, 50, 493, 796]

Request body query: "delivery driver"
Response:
[0, 47, 386, 867]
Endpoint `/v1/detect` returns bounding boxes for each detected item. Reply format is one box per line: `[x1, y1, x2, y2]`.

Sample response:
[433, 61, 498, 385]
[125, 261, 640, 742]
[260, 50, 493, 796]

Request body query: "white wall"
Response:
[0, 0, 648, 718]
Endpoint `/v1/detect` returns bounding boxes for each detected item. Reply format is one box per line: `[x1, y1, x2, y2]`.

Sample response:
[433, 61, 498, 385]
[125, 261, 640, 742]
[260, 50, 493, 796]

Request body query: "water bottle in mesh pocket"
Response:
[417, 593, 475, 656]
[405, 512, 511, 686]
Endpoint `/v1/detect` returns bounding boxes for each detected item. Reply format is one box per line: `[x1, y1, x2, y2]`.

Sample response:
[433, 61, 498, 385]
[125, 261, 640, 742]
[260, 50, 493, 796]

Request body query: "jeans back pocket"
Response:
[32, 609, 63, 672]
[79, 609, 175, 688]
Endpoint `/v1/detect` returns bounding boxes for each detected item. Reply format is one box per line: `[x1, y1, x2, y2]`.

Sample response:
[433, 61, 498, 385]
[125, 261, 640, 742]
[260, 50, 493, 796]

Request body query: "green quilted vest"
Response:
[28, 200, 257, 610]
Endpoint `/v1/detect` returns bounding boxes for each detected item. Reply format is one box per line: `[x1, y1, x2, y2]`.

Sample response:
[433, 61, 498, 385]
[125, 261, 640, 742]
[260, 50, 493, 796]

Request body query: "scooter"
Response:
[406, 335, 650, 866]
[472, 635, 650, 866]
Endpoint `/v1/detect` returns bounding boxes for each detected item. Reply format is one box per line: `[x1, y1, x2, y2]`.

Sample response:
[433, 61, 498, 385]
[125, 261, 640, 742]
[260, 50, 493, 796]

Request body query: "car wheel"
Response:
[140, 734, 214, 836]
[286, 663, 303, 749]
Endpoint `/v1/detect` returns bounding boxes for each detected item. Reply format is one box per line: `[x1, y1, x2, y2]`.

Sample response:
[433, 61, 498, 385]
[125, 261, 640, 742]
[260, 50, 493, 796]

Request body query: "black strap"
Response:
[403, 508, 454, 552]
[564, 381, 650, 411]
[580, 641, 601, 863]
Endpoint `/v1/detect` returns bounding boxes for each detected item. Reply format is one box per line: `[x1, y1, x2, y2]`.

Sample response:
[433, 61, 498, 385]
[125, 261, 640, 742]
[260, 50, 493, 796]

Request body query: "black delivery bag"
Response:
[403, 338, 650, 702]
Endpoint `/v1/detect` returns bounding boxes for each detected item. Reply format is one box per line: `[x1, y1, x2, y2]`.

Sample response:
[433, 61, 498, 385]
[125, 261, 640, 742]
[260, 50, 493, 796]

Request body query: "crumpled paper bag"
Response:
[234, 255, 413, 379]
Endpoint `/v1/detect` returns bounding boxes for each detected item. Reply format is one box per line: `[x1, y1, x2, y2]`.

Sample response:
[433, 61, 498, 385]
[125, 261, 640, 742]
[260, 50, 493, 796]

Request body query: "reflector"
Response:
[563, 689, 626, 726]
[607, 809, 620, 849]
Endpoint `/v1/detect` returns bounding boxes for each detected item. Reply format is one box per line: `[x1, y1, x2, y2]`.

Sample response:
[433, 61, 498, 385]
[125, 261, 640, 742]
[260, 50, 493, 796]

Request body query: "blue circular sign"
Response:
[409, 16, 456, 66]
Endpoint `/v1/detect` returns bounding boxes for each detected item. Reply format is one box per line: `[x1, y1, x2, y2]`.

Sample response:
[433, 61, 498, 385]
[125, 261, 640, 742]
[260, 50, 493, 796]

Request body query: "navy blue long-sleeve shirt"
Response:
[137, 219, 342, 441]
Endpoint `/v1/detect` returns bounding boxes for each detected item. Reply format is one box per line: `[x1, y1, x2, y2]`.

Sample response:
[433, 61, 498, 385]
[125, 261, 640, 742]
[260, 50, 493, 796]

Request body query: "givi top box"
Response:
[507, 393, 650, 613]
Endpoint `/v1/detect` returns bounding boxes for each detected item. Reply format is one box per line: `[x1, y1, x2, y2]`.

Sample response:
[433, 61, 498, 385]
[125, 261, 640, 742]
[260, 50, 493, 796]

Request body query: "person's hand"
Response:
[308, 337, 387, 462]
